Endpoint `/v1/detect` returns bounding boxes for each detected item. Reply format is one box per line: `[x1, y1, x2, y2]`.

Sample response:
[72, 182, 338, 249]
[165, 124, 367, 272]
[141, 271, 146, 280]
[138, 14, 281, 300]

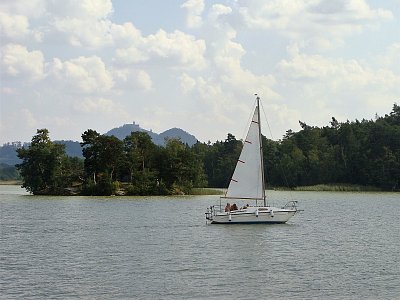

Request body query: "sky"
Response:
[1, 0, 399, 145]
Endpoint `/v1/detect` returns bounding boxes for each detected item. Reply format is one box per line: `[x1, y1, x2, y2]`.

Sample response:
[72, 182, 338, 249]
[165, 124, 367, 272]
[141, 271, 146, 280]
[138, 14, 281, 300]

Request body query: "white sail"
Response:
[224, 105, 264, 200]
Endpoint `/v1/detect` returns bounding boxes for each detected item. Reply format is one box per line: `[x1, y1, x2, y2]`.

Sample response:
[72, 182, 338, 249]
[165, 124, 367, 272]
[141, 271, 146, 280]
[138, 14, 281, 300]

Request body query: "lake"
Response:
[1, 185, 399, 299]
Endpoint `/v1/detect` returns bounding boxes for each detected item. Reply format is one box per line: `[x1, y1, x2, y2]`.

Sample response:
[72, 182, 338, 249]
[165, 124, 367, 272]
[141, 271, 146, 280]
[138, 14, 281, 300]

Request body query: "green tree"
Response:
[123, 132, 160, 195]
[80, 130, 123, 195]
[204, 134, 242, 188]
[158, 138, 206, 194]
[16, 129, 66, 194]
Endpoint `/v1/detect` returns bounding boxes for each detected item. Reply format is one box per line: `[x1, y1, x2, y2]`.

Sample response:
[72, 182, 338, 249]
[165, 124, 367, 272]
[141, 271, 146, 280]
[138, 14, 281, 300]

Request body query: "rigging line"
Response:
[259, 100, 294, 202]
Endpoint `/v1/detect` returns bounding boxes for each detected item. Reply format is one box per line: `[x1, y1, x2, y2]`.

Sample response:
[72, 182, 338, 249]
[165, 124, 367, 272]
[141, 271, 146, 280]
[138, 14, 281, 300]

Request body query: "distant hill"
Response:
[159, 128, 198, 146]
[0, 163, 20, 181]
[105, 122, 198, 146]
[0, 123, 198, 165]
[105, 122, 159, 142]
[0, 142, 26, 165]
[55, 140, 84, 158]
[0, 141, 83, 166]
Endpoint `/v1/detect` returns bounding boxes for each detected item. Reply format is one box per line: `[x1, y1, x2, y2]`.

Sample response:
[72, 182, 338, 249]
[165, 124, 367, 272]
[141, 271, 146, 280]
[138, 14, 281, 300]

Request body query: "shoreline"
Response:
[0, 180, 22, 185]
[2, 182, 397, 194]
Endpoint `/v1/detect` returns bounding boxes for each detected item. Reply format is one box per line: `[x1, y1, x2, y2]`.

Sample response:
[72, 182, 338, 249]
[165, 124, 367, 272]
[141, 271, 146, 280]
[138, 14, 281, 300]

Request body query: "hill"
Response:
[0, 123, 199, 165]
[105, 122, 198, 146]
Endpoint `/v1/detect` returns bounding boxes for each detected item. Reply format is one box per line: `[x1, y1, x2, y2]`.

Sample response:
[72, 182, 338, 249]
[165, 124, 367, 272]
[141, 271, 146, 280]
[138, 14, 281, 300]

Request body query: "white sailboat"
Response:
[205, 95, 300, 224]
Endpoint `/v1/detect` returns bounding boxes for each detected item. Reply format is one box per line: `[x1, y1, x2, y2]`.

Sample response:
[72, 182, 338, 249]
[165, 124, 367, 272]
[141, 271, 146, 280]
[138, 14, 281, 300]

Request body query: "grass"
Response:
[0, 180, 21, 185]
[191, 188, 224, 195]
[293, 184, 382, 192]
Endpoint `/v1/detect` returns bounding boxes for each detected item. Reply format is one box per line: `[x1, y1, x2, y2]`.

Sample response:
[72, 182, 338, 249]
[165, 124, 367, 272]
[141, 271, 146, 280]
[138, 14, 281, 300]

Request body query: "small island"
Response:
[14, 103, 400, 195]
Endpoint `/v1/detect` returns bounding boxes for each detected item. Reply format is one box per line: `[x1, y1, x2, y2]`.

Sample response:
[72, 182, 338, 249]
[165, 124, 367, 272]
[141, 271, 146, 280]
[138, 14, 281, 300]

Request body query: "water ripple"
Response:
[0, 187, 399, 299]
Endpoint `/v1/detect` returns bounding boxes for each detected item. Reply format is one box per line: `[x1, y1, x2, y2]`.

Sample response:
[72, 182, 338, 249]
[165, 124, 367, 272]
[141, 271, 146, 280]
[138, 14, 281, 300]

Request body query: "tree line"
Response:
[16, 104, 399, 195]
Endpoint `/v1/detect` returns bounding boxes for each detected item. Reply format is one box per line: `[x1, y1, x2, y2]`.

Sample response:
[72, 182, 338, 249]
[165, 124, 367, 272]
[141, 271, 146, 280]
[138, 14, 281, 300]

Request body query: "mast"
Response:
[256, 95, 266, 206]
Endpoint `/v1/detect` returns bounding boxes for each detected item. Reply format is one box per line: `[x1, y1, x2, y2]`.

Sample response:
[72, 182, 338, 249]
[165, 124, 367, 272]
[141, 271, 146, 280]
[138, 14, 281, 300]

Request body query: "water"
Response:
[1, 185, 399, 299]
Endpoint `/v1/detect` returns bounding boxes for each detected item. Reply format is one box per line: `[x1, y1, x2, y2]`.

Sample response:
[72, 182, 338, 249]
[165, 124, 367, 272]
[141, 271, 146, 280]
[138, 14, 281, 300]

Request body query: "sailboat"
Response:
[205, 95, 300, 224]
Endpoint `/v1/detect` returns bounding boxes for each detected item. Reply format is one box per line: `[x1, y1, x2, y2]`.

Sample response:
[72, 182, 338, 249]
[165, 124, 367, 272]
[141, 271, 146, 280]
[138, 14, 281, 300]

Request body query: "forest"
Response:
[16, 103, 399, 195]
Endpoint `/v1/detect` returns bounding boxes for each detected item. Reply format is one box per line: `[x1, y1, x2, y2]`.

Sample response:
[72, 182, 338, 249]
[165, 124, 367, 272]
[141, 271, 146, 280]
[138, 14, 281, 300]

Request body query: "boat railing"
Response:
[282, 200, 298, 210]
[205, 206, 215, 220]
[205, 205, 229, 219]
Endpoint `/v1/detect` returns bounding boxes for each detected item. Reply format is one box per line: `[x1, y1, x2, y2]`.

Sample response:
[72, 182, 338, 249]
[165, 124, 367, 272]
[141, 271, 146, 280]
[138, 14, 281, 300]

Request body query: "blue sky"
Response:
[1, 0, 399, 144]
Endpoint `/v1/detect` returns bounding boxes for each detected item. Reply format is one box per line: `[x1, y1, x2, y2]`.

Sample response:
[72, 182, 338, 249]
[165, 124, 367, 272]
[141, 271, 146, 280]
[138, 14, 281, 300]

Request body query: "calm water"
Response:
[1, 185, 399, 299]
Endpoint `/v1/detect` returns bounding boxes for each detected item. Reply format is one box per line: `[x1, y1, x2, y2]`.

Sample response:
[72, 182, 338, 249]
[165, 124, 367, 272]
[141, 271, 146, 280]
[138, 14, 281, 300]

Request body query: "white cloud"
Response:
[21, 108, 38, 128]
[47, 0, 113, 19]
[0, 43, 44, 82]
[0, 12, 30, 39]
[0, 0, 46, 18]
[209, 3, 233, 20]
[136, 70, 152, 91]
[52, 18, 113, 48]
[114, 29, 207, 70]
[144, 29, 207, 70]
[275, 50, 400, 127]
[181, 0, 204, 28]
[237, 0, 393, 50]
[277, 51, 399, 89]
[114, 46, 148, 64]
[0, 11, 43, 42]
[0, 108, 39, 143]
[110, 22, 142, 46]
[180, 73, 196, 94]
[380, 43, 400, 74]
[46, 56, 114, 94]
[73, 97, 117, 114]
[113, 69, 152, 91]
[71, 97, 130, 128]
[44, 0, 117, 48]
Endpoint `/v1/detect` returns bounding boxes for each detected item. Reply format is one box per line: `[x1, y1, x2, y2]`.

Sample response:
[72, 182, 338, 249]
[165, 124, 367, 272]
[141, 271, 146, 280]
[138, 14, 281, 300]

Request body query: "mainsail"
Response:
[224, 102, 265, 200]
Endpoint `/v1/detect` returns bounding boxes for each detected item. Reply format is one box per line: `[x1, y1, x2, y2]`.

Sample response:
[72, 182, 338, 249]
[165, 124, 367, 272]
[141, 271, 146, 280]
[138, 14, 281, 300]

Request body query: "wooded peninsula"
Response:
[15, 104, 400, 195]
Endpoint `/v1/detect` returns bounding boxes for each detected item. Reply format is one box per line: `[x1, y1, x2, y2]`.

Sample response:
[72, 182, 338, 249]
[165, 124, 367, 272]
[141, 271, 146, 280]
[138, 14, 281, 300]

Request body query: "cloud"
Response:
[114, 29, 207, 70]
[46, 56, 114, 94]
[47, 0, 113, 19]
[181, 0, 204, 28]
[277, 50, 399, 89]
[52, 18, 114, 48]
[43, 0, 117, 48]
[0, 0, 46, 18]
[180, 73, 196, 94]
[0, 12, 30, 40]
[71, 97, 130, 128]
[73, 97, 118, 114]
[145, 29, 207, 69]
[275, 49, 400, 126]
[0, 43, 44, 82]
[380, 43, 400, 74]
[114, 46, 148, 64]
[237, 0, 393, 49]
[0, 108, 39, 143]
[113, 69, 152, 91]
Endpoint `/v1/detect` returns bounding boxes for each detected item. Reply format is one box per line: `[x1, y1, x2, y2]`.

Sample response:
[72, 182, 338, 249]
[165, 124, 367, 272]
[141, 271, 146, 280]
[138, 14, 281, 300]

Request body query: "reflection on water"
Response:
[1, 185, 399, 299]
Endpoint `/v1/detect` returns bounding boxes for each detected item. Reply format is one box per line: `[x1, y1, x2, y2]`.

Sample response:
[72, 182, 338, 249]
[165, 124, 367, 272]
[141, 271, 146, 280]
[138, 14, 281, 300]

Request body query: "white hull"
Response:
[206, 205, 297, 224]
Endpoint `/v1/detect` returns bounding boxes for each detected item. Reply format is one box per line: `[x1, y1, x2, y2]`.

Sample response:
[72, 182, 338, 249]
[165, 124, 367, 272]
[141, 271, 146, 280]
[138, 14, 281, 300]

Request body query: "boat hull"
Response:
[206, 206, 297, 224]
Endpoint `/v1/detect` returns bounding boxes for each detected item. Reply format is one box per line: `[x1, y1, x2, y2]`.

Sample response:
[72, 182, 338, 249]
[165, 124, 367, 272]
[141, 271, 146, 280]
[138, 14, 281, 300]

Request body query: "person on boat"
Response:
[225, 203, 231, 212]
[242, 204, 249, 209]
[231, 203, 238, 211]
